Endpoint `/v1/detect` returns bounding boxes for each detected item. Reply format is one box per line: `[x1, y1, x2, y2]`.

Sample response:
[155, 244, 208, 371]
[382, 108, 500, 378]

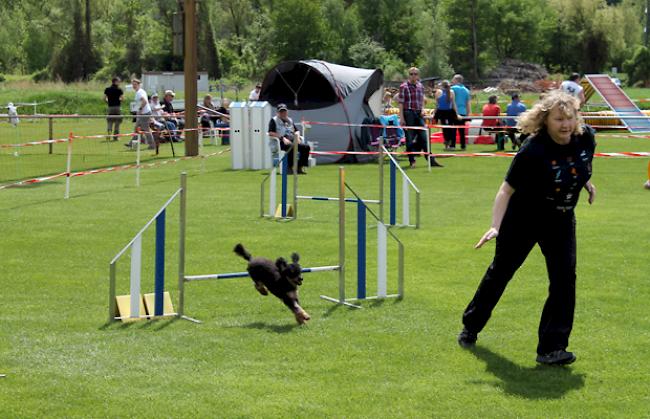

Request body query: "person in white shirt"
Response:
[131, 78, 155, 149]
[248, 83, 261, 102]
[560, 73, 586, 108]
[7, 102, 19, 127]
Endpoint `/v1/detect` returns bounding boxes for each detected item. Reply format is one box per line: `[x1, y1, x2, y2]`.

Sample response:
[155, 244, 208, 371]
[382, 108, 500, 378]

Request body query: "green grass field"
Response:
[1, 129, 649, 417]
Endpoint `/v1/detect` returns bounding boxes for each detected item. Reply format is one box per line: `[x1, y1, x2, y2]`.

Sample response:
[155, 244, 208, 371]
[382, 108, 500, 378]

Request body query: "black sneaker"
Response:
[457, 328, 477, 348]
[536, 350, 576, 365]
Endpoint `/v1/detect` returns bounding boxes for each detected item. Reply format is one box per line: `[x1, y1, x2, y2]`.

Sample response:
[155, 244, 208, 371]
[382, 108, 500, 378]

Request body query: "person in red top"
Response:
[482, 95, 505, 150]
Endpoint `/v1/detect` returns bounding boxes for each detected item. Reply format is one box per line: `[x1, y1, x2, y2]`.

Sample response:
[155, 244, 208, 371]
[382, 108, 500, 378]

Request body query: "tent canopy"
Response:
[259, 60, 384, 164]
[260, 60, 383, 110]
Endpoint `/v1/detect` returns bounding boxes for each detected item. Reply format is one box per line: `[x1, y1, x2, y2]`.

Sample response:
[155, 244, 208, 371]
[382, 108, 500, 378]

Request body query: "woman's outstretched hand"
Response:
[587, 183, 596, 205]
[475, 227, 499, 249]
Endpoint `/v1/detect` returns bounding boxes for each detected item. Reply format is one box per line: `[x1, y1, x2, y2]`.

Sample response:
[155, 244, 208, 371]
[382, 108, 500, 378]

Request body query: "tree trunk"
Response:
[470, 0, 479, 80]
[85, 0, 91, 79]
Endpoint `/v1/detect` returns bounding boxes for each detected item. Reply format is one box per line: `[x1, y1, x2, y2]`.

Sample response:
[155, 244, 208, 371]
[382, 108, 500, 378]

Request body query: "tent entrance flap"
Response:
[261, 62, 338, 110]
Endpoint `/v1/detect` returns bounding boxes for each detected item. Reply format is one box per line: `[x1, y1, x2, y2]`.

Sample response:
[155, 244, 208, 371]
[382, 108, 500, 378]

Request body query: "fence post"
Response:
[109, 262, 117, 322]
[48, 117, 53, 154]
[378, 146, 384, 223]
[64, 133, 73, 199]
[136, 129, 142, 187]
[427, 125, 432, 172]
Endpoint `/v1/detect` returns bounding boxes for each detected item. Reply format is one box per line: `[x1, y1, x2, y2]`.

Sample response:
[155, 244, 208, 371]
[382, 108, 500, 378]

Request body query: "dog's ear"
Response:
[275, 257, 287, 271]
[291, 252, 300, 264]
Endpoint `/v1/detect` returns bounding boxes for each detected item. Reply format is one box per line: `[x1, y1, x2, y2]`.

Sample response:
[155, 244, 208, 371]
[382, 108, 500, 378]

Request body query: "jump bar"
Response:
[184, 265, 341, 282]
[297, 195, 381, 204]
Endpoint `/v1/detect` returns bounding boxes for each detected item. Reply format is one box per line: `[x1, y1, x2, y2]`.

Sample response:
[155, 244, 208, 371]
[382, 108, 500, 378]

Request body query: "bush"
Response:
[32, 68, 52, 83]
[624, 46, 650, 87]
[0, 74, 5, 83]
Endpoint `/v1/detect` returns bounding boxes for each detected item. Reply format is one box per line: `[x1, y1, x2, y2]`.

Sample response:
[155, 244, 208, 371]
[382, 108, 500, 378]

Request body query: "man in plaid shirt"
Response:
[398, 67, 443, 168]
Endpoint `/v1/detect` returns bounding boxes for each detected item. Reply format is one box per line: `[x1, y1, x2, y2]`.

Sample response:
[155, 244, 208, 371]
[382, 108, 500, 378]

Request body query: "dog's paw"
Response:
[294, 308, 311, 325]
[254, 282, 268, 296]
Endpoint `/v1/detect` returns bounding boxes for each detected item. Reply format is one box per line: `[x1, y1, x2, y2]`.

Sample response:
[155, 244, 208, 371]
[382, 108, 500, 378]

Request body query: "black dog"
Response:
[233, 244, 310, 324]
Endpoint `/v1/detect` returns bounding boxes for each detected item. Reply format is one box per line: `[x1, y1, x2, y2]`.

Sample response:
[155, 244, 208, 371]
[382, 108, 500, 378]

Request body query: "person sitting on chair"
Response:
[268, 103, 311, 175]
[482, 95, 505, 150]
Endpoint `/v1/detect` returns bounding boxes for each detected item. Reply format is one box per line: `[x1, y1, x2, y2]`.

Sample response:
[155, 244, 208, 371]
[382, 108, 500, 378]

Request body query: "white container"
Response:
[249, 101, 273, 170]
[229, 102, 248, 169]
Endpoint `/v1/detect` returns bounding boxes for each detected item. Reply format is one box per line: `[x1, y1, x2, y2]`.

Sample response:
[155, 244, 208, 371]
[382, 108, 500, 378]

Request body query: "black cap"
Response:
[277, 103, 288, 111]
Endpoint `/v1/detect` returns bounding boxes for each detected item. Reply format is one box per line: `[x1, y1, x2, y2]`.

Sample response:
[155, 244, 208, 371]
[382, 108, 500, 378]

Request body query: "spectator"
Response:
[214, 98, 230, 145]
[451, 74, 471, 150]
[150, 92, 179, 142]
[130, 78, 155, 149]
[505, 93, 528, 150]
[248, 83, 261, 102]
[7, 102, 19, 127]
[398, 67, 443, 168]
[433, 80, 457, 151]
[560, 73, 586, 108]
[104, 77, 123, 141]
[161, 90, 185, 133]
[481, 95, 505, 150]
[200, 94, 216, 134]
[268, 103, 310, 175]
[458, 90, 597, 366]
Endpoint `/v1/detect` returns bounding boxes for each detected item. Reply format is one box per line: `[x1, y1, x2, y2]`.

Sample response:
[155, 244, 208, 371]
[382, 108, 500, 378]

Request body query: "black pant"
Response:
[452, 115, 467, 149]
[404, 110, 429, 164]
[462, 210, 577, 355]
[280, 141, 310, 169]
[434, 109, 457, 147]
[506, 128, 528, 149]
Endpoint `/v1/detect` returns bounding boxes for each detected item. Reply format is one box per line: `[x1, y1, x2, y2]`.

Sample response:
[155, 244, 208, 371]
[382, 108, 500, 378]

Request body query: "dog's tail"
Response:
[233, 243, 252, 261]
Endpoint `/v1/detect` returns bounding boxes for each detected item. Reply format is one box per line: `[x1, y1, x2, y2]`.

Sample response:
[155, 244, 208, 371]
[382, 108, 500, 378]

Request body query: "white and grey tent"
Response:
[259, 60, 384, 164]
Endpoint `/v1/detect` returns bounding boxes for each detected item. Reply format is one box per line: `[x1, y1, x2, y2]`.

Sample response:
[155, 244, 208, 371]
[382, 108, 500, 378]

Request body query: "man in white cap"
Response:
[268, 103, 311, 174]
[130, 78, 155, 149]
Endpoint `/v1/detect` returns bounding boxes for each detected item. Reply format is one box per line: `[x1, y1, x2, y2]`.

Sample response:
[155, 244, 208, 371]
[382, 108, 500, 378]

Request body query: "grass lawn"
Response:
[0, 130, 649, 417]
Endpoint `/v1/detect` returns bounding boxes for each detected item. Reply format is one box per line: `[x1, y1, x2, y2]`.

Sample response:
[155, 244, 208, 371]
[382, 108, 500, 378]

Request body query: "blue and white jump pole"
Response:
[109, 172, 188, 322]
[320, 167, 404, 308]
[380, 146, 421, 229]
[261, 146, 420, 228]
[260, 140, 298, 219]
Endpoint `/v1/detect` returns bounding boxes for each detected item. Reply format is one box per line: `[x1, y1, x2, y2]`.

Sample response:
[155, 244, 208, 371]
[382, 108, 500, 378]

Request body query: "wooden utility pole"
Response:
[184, 0, 198, 156]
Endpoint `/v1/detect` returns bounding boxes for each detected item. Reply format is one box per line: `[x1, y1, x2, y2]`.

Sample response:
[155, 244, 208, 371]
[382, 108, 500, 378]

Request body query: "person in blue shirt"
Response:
[505, 93, 528, 150]
[451, 74, 471, 150]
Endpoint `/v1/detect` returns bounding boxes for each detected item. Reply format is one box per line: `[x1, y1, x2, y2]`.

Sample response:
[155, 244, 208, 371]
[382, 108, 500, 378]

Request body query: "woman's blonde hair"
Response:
[517, 90, 584, 136]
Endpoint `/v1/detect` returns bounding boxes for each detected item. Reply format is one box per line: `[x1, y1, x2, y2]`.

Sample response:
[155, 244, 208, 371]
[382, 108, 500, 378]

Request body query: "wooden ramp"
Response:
[584, 74, 650, 132]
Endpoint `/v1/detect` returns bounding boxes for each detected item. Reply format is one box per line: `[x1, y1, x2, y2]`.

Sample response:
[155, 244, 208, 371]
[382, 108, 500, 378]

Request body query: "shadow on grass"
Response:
[97, 316, 179, 331]
[468, 345, 585, 399]
[238, 321, 299, 333]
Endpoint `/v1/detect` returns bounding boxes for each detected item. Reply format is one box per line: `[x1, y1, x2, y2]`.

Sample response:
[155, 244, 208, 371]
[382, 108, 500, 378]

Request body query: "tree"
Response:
[441, 0, 492, 79]
[624, 45, 650, 85]
[271, 0, 328, 60]
[50, 1, 86, 82]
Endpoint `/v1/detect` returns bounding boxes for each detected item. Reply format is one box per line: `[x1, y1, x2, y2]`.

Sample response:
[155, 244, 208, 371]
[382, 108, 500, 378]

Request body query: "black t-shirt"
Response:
[104, 85, 123, 107]
[161, 100, 174, 114]
[505, 126, 596, 213]
[216, 106, 229, 122]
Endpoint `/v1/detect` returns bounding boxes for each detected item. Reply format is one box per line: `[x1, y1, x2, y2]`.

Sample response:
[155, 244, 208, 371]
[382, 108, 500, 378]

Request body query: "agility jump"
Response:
[260, 145, 421, 228]
[108, 169, 405, 323]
